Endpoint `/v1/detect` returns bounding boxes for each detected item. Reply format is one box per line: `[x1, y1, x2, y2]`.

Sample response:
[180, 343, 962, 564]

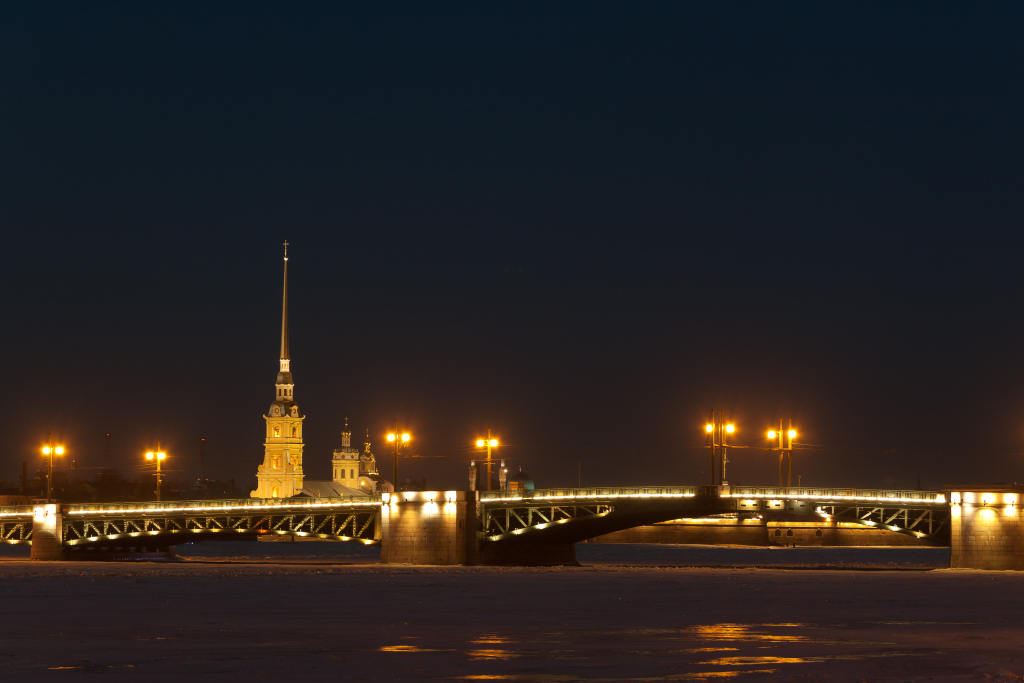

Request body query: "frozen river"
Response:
[2, 542, 1020, 682]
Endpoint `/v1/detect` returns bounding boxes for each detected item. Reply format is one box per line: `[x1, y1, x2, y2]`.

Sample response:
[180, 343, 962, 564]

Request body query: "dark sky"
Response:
[2, 2, 1023, 493]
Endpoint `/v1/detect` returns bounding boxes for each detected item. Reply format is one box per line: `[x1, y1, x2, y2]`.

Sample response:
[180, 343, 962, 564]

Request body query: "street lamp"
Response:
[386, 420, 411, 490]
[41, 433, 65, 503]
[145, 441, 167, 501]
[704, 412, 735, 486]
[474, 429, 500, 491]
[766, 419, 797, 488]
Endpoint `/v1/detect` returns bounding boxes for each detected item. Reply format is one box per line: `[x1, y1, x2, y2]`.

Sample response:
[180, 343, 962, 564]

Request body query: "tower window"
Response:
[350, 469, 354, 480]
[340, 469, 346, 478]
[274, 427, 280, 438]
[272, 486, 279, 498]
[292, 427, 297, 437]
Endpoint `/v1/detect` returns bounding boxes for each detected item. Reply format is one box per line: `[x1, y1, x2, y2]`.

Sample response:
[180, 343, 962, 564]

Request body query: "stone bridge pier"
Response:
[30, 504, 64, 561]
[380, 491, 578, 566]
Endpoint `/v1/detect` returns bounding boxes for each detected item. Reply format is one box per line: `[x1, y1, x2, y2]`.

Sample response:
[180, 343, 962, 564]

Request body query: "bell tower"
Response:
[252, 242, 305, 499]
[332, 418, 360, 485]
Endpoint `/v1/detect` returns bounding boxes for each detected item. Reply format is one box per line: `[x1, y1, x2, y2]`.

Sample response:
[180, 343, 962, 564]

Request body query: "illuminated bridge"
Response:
[470, 486, 948, 564]
[1, 486, 949, 564]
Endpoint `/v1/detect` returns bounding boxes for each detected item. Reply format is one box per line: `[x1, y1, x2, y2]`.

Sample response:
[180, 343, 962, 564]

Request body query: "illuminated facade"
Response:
[332, 424, 391, 494]
[252, 245, 305, 499]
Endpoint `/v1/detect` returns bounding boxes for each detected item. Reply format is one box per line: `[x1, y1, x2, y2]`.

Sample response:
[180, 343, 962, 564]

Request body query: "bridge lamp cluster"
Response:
[705, 424, 735, 433]
[766, 429, 797, 439]
[41, 446, 65, 456]
[387, 433, 410, 443]
[476, 438, 499, 448]
[145, 451, 167, 460]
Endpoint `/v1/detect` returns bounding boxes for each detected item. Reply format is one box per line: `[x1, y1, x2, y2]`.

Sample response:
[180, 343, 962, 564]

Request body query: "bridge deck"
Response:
[1, 487, 950, 550]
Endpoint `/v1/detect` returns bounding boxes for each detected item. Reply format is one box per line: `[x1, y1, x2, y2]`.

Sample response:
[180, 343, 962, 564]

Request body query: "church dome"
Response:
[276, 370, 294, 385]
[509, 471, 535, 490]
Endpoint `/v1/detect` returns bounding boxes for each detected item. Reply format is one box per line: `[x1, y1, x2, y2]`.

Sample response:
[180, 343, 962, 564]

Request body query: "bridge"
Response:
[1, 486, 950, 564]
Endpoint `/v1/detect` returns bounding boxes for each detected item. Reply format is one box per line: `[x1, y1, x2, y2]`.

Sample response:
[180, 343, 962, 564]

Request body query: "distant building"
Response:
[329, 423, 392, 494]
[251, 244, 305, 499]
[249, 243, 391, 499]
[508, 468, 534, 491]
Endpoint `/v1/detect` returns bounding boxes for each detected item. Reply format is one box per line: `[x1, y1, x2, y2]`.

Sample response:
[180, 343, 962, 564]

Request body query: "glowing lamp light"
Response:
[488, 439, 498, 447]
[42, 446, 65, 455]
[146, 452, 155, 460]
[401, 433, 410, 443]
[767, 430, 776, 439]
[386, 434, 395, 442]
[725, 424, 735, 434]
[476, 439, 485, 447]
[705, 424, 713, 433]
[788, 430, 797, 439]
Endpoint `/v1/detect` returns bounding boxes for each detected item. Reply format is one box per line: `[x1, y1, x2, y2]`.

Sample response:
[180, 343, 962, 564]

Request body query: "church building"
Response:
[331, 422, 392, 494]
[251, 243, 390, 499]
[251, 242, 305, 499]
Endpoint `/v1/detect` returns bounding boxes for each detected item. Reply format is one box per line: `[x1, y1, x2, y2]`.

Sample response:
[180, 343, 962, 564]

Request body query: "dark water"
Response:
[0, 540, 950, 567]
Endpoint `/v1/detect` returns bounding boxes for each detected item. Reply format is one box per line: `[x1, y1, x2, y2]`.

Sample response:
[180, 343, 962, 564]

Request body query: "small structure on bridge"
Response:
[949, 485, 1024, 570]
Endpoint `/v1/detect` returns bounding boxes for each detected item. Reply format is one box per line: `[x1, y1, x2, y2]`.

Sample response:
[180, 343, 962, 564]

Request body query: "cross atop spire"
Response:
[283, 240, 289, 260]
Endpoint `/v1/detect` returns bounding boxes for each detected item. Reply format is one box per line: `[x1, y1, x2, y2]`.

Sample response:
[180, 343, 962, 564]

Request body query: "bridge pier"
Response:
[949, 486, 1024, 570]
[380, 491, 580, 566]
[380, 491, 479, 565]
[30, 504, 64, 561]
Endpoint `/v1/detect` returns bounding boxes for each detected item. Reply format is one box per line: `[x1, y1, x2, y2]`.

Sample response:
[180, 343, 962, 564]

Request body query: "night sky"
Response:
[3, 3, 1023, 493]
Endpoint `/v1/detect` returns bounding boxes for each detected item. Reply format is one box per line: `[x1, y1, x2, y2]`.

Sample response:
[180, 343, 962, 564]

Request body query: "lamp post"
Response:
[474, 430, 499, 491]
[145, 441, 167, 501]
[704, 412, 735, 486]
[41, 433, 65, 503]
[766, 419, 797, 488]
[386, 420, 410, 490]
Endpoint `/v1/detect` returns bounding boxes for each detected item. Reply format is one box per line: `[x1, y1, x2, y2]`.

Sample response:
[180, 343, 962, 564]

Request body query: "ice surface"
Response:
[0, 542, 1018, 682]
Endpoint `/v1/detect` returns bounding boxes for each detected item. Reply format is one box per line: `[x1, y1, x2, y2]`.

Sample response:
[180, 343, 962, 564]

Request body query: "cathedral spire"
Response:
[280, 240, 290, 369]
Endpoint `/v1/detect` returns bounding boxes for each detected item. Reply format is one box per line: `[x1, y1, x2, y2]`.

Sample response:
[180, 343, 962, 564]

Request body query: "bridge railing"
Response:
[480, 486, 946, 505]
[727, 487, 945, 503]
[479, 486, 701, 502]
[63, 495, 382, 515]
[0, 506, 34, 517]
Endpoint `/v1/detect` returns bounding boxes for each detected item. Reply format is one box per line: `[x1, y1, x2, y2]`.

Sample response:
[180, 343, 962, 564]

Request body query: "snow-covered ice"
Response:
[0, 542, 1019, 682]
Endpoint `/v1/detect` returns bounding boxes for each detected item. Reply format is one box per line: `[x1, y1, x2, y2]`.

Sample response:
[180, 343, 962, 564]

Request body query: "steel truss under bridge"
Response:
[479, 486, 950, 545]
[0, 516, 32, 545]
[51, 497, 382, 551]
